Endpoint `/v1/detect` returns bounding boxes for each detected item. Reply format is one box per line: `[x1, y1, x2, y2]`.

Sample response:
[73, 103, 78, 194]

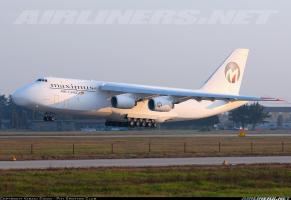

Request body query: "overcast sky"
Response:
[0, 0, 290, 104]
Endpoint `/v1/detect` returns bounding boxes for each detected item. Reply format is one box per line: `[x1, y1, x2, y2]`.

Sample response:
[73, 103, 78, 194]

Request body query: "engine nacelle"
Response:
[111, 94, 137, 109]
[148, 96, 174, 112]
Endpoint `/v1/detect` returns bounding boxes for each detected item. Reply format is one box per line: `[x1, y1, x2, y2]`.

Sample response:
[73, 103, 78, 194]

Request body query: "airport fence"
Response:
[1, 140, 291, 160]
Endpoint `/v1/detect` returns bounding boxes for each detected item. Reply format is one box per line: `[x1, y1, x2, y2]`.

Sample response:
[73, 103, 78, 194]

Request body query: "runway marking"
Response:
[1, 156, 291, 169]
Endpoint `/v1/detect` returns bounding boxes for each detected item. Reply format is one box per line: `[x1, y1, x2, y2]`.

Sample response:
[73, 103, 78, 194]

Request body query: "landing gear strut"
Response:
[43, 112, 55, 122]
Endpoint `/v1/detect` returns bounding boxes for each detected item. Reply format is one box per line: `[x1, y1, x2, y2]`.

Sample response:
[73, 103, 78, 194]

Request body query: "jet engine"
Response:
[111, 94, 137, 109]
[148, 96, 174, 112]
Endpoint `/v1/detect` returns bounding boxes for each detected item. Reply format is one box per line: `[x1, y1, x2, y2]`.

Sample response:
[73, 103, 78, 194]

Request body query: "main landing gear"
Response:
[128, 118, 157, 128]
[43, 112, 55, 122]
[105, 118, 158, 128]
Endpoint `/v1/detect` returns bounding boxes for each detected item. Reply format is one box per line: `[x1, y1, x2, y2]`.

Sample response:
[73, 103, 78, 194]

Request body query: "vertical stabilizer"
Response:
[201, 49, 249, 95]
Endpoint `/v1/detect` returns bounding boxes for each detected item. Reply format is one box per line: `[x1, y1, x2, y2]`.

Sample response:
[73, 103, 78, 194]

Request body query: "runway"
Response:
[1, 133, 291, 139]
[1, 156, 291, 169]
[1, 130, 291, 139]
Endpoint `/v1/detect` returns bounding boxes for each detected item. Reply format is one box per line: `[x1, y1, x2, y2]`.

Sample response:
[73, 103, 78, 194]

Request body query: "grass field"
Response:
[1, 164, 291, 196]
[1, 131, 291, 160]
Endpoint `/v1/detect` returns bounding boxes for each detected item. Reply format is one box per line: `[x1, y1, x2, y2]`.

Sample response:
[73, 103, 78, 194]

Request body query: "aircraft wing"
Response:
[100, 82, 281, 102]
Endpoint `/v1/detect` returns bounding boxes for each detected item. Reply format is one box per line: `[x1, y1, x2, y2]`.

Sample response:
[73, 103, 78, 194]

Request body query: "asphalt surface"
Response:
[1, 156, 291, 169]
[1, 133, 291, 139]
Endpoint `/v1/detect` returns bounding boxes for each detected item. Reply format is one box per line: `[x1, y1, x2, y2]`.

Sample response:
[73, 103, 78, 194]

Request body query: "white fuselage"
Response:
[12, 77, 247, 123]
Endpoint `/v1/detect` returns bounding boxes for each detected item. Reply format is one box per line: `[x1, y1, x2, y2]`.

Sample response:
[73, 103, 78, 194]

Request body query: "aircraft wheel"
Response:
[147, 122, 152, 127]
[129, 120, 135, 127]
[135, 120, 141, 127]
[142, 119, 147, 127]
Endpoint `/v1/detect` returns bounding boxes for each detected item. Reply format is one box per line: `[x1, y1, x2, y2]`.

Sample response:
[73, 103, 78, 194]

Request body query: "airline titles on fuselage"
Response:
[50, 83, 97, 95]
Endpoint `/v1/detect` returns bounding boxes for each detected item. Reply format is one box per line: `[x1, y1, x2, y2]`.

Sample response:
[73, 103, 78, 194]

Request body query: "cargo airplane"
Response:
[12, 49, 281, 128]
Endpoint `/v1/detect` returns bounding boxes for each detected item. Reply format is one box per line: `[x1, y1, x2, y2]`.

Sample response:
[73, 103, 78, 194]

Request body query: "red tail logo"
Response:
[225, 62, 240, 84]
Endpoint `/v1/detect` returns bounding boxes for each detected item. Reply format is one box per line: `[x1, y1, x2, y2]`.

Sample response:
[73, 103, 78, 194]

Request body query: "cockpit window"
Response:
[36, 79, 48, 82]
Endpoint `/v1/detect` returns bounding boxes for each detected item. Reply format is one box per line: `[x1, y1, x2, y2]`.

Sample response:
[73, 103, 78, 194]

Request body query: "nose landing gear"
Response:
[43, 112, 55, 122]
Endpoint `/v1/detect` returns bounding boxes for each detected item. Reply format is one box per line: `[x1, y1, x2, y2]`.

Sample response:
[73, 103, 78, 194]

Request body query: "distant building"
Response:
[262, 106, 291, 129]
[0, 119, 10, 129]
[219, 106, 291, 130]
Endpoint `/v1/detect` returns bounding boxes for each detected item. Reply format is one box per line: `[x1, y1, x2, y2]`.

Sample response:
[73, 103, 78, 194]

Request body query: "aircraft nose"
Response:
[12, 87, 32, 107]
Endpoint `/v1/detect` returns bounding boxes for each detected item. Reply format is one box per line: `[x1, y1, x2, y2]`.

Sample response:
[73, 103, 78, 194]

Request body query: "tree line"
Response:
[229, 102, 270, 130]
[0, 95, 43, 129]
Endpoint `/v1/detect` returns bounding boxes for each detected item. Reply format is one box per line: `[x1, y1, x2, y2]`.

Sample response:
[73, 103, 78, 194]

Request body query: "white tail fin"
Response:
[201, 48, 249, 95]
